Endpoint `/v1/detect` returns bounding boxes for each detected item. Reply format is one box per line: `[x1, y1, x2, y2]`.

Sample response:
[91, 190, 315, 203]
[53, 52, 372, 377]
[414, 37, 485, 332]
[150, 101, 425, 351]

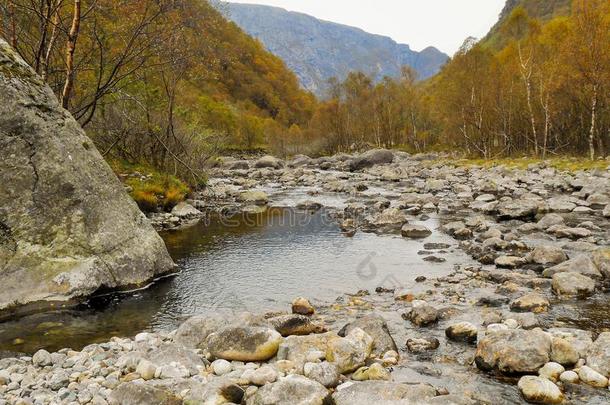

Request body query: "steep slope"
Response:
[485, 0, 572, 46]
[0, 39, 175, 311]
[223, 3, 448, 97]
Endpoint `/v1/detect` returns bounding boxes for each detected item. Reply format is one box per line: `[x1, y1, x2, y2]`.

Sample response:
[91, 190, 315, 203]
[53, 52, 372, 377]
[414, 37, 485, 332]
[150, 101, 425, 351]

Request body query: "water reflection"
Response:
[0, 208, 466, 354]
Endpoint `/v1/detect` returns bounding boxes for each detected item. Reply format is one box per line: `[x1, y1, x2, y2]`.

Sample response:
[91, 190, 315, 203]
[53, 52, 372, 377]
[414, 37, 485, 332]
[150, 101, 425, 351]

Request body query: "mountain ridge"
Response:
[222, 2, 448, 97]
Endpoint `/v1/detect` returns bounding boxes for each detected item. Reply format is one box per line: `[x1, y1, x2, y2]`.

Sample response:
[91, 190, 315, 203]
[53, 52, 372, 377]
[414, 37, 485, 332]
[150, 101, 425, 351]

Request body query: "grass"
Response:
[109, 160, 190, 213]
[444, 157, 609, 172]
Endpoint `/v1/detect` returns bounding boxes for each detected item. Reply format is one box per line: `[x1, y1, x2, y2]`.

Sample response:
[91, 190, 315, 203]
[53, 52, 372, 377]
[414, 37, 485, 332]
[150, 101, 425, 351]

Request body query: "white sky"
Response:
[224, 0, 506, 55]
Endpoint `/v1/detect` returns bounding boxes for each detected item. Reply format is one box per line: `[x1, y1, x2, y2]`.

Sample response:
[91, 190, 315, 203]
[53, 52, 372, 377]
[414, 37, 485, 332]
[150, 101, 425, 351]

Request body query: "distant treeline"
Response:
[1, 0, 608, 168]
[307, 0, 609, 159]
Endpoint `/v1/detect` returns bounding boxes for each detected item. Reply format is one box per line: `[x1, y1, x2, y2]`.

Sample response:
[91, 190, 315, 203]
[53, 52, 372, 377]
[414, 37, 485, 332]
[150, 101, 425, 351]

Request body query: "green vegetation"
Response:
[447, 157, 609, 172]
[109, 161, 190, 213]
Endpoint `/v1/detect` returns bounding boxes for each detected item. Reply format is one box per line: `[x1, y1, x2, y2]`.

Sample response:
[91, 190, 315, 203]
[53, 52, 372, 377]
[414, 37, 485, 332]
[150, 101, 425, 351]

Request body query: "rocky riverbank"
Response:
[3, 150, 610, 404]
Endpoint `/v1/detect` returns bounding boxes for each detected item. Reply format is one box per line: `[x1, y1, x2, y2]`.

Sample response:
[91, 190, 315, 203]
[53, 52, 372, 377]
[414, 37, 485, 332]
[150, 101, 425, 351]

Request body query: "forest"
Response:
[1, 0, 608, 201]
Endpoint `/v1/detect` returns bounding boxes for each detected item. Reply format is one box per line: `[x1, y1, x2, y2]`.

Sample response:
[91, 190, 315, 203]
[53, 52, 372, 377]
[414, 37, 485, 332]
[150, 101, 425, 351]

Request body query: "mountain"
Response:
[222, 3, 449, 97]
[486, 0, 572, 46]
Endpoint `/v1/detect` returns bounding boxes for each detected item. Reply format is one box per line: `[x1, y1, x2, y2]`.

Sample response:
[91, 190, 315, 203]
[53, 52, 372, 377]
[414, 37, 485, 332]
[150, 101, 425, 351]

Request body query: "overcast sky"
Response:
[224, 0, 506, 55]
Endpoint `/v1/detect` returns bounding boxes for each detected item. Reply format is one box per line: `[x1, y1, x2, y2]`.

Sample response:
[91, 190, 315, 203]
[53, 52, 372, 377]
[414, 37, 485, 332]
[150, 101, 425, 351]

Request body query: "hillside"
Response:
[486, 0, 572, 46]
[222, 3, 448, 97]
[2, 0, 316, 190]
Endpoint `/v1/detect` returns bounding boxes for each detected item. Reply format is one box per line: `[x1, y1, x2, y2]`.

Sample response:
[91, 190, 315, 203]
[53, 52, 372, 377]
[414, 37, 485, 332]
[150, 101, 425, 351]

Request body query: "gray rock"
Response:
[172, 315, 227, 349]
[551, 272, 595, 297]
[338, 314, 398, 358]
[247, 375, 330, 405]
[268, 314, 325, 336]
[586, 332, 610, 377]
[332, 381, 437, 405]
[548, 328, 593, 366]
[239, 190, 269, 205]
[211, 359, 232, 376]
[526, 246, 568, 266]
[295, 200, 323, 211]
[254, 155, 284, 169]
[510, 293, 550, 313]
[326, 328, 373, 373]
[401, 224, 432, 239]
[475, 329, 552, 373]
[0, 39, 174, 310]
[207, 326, 282, 361]
[537, 213, 564, 229]
[303, 361, 340, 388]
[542, 255, 602, 279]
[517, 376, 563, 404]
[230, 160, 250, 170]
[592, 248, 610, 278]
[349, 149, 394, 171]
[406, 337, 440, 353]
[32, 349, 51, 367]
[147, 344, 204, 376]
[250, 365, 279, 386]
[186, 377, 245, 404]
[538, 362, 564, 382]
[170, 202, 201, 218]
[445, 322, 478, 343]
[407, 301, 439, 327]
[108, 382, 181, 405]
[559, 370, 579, 384]
[497, 200, 538, 220]
[578, 365, 608, 388]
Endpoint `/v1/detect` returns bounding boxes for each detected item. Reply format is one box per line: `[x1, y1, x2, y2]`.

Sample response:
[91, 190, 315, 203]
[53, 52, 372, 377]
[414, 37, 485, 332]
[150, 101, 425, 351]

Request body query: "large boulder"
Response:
[0, 39, 174, 310]
[475, 329, 552, 373]
[349, 149, 394, 171]
[551, 272, 596, 297]
[254, 155, 284, 169]
[542, 255, 602, 279]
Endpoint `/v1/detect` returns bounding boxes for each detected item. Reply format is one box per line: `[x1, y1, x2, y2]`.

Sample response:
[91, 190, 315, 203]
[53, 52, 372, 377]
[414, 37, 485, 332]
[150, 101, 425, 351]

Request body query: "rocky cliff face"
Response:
[224, 3, 448, 97]
[0, 39, 175, 311]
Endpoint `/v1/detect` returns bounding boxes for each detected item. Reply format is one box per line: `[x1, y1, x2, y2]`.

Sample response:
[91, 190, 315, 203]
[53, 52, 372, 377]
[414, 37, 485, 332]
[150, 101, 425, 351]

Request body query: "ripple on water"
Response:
[0, 207, 468, 354]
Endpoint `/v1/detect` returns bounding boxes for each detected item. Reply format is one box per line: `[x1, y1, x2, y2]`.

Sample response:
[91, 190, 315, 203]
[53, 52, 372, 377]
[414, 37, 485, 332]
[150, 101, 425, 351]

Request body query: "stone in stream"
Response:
[586, 332, 610, 378]
[497, 200, 538, 220]
[494, 255, 526, 269]
[517, 376, 563, 404]
[551, 272, 595, 297]
[268, 314, 326, 336]
[526, 246, 568, 266]
[401, 224, 432, 239]
[32, 349, 52, 367]
[548, 328, 593, 367]
[239, 190, 269, 205]
[445, 322, 478, 344]
[338, 314, 398, 358]
[348, 149, 394, 171]
[108, 382, 181, 405]
[406, 301, 439, 327]
[510, 293, 550, 313]
[254, 155, 284, 169]
[247, 375, 330, 405]
[0, 39, 174, 310]
[542, 255, 602, 279]
[291, 297, 315, 315]
[206, 326, 283, 362]
[170, 202, 201, 218]
[406, 337, 440, 353]
[592, 248, 610, 278]
[475, 329, 551, 373]
[537, 213, 564, 229]
[296, 200, 323, 211]
[332, 381, 437, 405]
[326, 328, 373, 373]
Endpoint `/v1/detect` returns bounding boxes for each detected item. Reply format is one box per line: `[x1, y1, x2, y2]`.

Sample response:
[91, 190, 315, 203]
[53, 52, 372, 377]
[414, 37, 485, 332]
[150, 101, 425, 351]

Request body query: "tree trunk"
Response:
[8, 0, 17, 48]
[61, 0, 81, 110]
[588, 85, 598, 160]
[42, 2, 61, 82]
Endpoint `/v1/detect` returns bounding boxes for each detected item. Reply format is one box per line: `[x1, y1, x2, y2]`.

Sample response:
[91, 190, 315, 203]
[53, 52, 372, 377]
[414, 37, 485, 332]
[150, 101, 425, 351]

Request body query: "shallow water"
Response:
[0, 207, 467, 354]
